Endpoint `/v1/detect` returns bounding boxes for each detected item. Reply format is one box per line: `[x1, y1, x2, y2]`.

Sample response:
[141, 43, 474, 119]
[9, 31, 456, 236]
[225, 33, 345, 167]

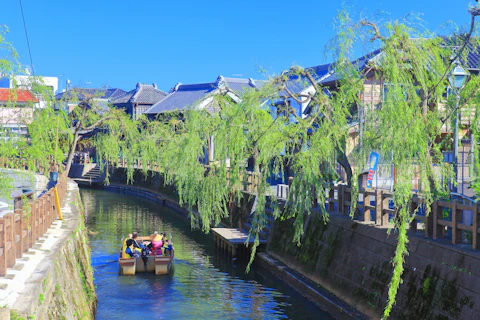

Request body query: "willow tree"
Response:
[53, 88, 140, 175]
[25, 107, 72, 172]
[0, 26, 71, 200]
[91, 4, 480, 319]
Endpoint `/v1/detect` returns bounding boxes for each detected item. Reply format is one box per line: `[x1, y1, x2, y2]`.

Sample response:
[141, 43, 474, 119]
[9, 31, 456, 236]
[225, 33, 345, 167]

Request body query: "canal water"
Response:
[81, 188, 332, 320]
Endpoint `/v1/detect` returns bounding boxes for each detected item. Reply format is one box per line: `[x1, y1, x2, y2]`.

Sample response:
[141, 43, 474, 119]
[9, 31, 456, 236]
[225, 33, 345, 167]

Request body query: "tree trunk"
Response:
[336, 146, 353, 186]
[65, 127, 80, 176]
[253, 147, 260, 174]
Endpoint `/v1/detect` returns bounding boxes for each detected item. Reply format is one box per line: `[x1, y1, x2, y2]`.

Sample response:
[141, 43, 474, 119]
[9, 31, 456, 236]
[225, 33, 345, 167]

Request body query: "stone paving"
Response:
[0, 180, 77, 308]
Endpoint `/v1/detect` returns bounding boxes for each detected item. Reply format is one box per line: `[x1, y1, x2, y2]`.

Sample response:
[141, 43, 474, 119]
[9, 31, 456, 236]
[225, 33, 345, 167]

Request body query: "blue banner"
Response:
[366, 152, 379, 189]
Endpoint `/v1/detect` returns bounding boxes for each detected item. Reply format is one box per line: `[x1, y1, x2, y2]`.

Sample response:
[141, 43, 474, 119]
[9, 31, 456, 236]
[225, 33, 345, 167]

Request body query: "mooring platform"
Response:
[212, 228, 267, 258]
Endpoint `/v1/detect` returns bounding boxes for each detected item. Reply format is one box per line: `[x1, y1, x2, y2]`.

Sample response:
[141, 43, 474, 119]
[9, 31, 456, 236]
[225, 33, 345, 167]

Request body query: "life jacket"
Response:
[121, 238, 130, 259]
[121, 250, 130, 259]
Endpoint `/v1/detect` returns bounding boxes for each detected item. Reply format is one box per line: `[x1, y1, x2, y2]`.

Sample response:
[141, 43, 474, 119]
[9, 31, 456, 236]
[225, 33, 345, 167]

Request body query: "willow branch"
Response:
[429, 9, 477, 96]
[360, 20, 385, 42]
[83, 116, 113, 131]
[282, 84, 313, 104]
[440, 86, 480, 124]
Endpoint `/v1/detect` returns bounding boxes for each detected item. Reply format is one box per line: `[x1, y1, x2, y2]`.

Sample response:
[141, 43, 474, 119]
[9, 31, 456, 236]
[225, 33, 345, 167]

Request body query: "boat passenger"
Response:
[121, 234, 133, 257]
[132, 232, 145, 252]
[124, 239, 139, 258]
[163, 240, 173, 256]
[150, 231, 163, 255]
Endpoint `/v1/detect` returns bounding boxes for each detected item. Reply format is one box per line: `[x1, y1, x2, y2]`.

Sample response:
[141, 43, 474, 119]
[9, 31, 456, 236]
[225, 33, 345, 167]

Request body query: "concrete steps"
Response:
[82, 164, 102, 179]
[74, 163, 105, 185]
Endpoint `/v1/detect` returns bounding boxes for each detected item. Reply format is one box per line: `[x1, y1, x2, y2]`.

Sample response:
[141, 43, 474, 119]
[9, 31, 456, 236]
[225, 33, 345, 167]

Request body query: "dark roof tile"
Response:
[145, 76, 266, 115]
[145, 82, 217, 114]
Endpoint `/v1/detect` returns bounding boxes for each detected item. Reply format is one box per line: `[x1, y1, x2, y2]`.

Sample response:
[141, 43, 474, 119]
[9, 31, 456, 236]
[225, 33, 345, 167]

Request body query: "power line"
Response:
[18, 0, 35, 76]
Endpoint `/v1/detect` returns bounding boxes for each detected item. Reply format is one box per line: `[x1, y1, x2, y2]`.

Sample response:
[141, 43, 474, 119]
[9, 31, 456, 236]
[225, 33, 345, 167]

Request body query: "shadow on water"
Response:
[82, 188, 332, 320]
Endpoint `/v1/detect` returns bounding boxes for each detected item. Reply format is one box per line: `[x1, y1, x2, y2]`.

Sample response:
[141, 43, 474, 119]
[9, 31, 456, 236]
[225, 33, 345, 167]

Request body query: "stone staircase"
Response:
[73, 163, 105, 185]
[83, 164, 102, 180]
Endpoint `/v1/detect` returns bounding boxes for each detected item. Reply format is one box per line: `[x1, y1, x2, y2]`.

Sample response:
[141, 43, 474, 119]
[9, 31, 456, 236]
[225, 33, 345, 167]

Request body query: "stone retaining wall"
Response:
[269, 211, 480, 319]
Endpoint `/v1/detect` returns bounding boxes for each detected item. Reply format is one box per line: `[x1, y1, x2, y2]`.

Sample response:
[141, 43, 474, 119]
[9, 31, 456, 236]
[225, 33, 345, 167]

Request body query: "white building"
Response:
[0, 74, 59, 109]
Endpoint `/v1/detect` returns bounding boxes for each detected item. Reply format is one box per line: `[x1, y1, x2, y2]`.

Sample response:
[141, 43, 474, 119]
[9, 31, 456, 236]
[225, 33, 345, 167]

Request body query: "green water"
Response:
[82, 188, 332, 320]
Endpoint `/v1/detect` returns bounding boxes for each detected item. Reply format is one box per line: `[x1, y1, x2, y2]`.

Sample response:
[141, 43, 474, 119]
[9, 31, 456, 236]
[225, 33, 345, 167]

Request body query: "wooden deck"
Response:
[212, 228, 266, 259]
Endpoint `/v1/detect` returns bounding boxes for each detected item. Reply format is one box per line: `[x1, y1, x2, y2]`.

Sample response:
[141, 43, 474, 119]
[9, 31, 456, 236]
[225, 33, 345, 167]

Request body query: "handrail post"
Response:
[473, 203, 478, 250]
[6, 214, 15, 268]
[0, 218, 6, 276]
[14, 209, 22, 259]
[375, 189, 383, 225]
[328, 186, 334, 213]
[382, 193, 390, 226]
[364, 191, 371, 223]
[452, 201, 460, 244]
[338, 185, 344, 215]
[433, 200, 440, 239]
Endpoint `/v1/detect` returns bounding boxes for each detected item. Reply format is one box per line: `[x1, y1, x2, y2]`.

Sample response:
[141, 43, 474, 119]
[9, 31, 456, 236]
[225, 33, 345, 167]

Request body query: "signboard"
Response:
[366, 152, 379, 189]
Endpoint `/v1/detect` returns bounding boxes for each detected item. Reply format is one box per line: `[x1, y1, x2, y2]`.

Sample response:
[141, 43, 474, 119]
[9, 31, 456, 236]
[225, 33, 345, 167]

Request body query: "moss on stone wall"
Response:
[109, 168, 179, 201]
[270, 212, 342, 274]
[399, 264, 473, 319]
[269, 211, 479, 319]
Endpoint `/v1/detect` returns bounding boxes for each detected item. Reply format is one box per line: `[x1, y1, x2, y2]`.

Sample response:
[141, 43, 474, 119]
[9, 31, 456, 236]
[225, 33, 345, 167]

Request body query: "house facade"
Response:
[112, 83, 167, 119]
[1, 74, 59, 109]
[0, 88, 39, 138]
[299, 48, 478, 196]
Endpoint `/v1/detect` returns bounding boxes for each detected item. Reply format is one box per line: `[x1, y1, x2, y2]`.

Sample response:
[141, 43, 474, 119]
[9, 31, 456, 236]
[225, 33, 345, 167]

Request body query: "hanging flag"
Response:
[367, 152, 379, 189]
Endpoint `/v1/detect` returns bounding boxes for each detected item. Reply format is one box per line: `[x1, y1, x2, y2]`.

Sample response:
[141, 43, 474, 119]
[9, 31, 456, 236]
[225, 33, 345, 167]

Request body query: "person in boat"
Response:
[132, 232, 145, 252]
[121, 233, 133, 256]
[149, 231, 163, 255]
[124, 239, 139, 258]
[124, 234, 133, 247]
[163, 239, 173, 256]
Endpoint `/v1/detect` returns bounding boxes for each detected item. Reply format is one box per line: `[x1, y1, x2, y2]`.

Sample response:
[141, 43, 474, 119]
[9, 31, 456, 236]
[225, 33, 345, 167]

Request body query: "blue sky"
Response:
[0, 1, 475, 92]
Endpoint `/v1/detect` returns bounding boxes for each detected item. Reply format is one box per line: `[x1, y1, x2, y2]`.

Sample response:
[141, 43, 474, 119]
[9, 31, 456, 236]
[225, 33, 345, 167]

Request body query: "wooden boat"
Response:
[119, 240, 174, 276]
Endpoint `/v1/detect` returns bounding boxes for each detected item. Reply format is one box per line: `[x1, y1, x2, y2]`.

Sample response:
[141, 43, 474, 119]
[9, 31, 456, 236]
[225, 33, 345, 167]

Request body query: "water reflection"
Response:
[82, 188, 330, 320]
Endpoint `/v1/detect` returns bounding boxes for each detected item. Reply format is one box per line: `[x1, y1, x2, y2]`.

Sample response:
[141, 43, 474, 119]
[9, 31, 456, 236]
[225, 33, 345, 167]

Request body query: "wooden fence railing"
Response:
[323, 185, 480, 250]
[0, 172, 67, 276]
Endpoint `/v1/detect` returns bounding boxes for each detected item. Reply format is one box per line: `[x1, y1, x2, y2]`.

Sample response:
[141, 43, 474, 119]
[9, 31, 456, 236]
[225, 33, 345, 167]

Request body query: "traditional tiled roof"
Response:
[279, 63, 332, 97]
[145, 82, 217, 115]
[145, 76, 266, 115]
[112, 83, 167, 105]
[435, 36, 480, 71]
[110, 90, 134, 104]
[55, 88, 127, 101]
[0, 88, 38, 103]
[320, 49, 382, 85]
[223, 77, 267, 95]
[105, 88, 128, 101]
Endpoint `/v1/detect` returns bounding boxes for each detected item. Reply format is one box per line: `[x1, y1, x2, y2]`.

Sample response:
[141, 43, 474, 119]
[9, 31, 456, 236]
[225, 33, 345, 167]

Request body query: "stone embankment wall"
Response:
[269, 211, 480, 319]
[10, 181, 96, 320]
[108, 168, 177, 199]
